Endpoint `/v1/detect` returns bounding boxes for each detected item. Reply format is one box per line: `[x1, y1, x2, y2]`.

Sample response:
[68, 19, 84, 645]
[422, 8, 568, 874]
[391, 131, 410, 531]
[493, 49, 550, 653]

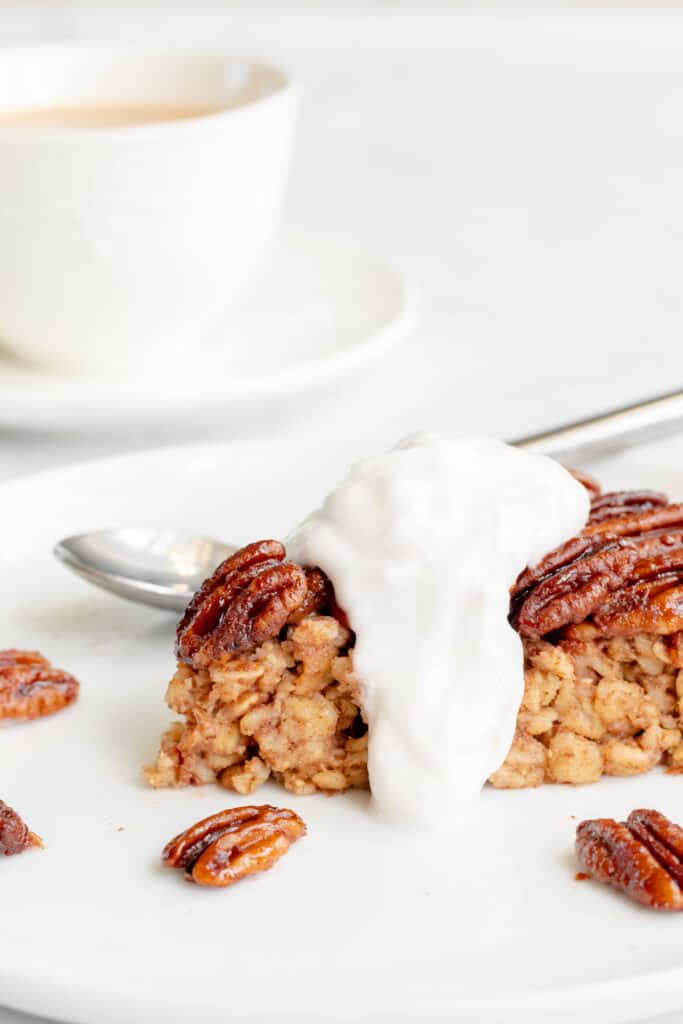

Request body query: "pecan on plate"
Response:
[162, 805, 306, 888]
[176, 540, 331, 664]
[0, 649, 79, 721]
[575, 809, 683, 910]
[0, 800, 42, 856]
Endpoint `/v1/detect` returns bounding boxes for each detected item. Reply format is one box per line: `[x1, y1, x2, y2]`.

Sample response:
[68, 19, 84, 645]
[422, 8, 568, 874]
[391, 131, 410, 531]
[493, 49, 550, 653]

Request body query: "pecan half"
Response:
[287, 568, 333, 624]
[162, 805, 306, 888]
[176, 541, 332, 664]
[584, 501, 683, 538]
[0, 650, 79, 720]
[575, 809, 683, 910]
[587, 489, 667, 523]
[0, 800, 42, 856]
[510, 484, 683, 639]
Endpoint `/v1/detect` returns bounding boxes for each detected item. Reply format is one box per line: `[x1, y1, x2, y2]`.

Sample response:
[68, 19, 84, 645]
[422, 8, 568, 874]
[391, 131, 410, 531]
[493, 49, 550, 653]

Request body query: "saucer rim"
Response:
[0, 234, 419, 431]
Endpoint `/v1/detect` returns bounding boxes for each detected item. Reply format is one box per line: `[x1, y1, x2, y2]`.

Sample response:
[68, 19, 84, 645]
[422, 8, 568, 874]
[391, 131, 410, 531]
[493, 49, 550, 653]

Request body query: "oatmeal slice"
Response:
[147, 478, 683, 797]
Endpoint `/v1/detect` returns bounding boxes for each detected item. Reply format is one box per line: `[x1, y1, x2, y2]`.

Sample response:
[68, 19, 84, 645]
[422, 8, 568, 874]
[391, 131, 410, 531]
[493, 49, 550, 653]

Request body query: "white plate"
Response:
[4, 438, 683, 1024]
[0, 236, 416, 432]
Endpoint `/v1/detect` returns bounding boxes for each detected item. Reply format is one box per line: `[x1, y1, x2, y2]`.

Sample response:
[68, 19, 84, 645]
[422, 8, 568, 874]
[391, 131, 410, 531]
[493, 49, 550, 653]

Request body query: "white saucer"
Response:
[0, 235, 417, 431]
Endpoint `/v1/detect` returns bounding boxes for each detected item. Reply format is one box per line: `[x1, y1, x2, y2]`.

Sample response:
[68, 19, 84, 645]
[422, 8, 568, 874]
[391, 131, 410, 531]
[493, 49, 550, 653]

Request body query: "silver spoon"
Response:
[54, 527, 235, 612]
[53, 387, 683, 612]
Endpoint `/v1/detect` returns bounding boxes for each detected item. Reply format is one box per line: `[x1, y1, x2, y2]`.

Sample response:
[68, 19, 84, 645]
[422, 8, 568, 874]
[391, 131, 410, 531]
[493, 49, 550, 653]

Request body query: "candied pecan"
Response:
[0, 800, 42, 856]
[593, 575, 683, 636]
[514, 534, 683, 636]
[588, 490, 667, 523]
[511, 535, 600, 599]
[511, 483, 683, 639]
[0, 649, 79, 720]
[177, 540, 287, 662]
[575, 809, 683, 910]
[510, 540, 639, 637]
[176, 541, 331, 664]
[287, 568, 333, 624]
[584, 502, 683, 539]
[162, 805, 306, 888]
[216, 564, 308, 653]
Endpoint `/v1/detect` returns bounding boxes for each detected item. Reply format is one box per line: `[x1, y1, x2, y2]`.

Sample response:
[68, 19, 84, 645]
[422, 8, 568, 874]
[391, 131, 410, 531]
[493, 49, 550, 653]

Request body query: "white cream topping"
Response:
[288, 434, 589, 826]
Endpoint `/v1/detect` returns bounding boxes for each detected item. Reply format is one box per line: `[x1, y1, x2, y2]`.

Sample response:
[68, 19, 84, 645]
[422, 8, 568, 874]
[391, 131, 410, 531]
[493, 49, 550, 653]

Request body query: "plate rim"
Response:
[3, 440, 683, 1024]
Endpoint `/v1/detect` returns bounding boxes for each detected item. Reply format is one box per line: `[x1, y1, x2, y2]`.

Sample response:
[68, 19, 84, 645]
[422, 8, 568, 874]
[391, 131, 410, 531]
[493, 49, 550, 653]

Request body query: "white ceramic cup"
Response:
[0, 44, 298, 374]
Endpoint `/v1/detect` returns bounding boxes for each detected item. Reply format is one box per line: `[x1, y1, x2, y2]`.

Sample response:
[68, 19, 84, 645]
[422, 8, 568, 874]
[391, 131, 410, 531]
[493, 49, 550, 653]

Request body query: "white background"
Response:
[1, 2, 683, 1022]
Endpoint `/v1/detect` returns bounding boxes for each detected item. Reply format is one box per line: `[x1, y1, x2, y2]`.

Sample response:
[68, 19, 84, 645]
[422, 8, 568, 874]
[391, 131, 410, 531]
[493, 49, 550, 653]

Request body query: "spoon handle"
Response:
[511, 388, 683, 463]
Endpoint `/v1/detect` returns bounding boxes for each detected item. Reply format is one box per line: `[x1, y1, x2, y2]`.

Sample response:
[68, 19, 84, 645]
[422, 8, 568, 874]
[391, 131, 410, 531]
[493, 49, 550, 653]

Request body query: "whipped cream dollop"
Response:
[288, 434, 589, 826]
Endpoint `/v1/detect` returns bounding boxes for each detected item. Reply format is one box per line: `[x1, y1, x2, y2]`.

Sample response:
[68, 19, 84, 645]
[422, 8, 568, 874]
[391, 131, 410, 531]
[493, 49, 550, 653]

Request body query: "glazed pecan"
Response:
[287, 568, 333, 624]
[584, 501, 683, 538]
[587, 489, 667, 523]
[0, 800, 42, 856]
[162, 805, 306, 887]
[176, 540, 332, 664]
[575, 809, 683, 910]
[0, 649, 79, 720]
[510, 484, 683, 639]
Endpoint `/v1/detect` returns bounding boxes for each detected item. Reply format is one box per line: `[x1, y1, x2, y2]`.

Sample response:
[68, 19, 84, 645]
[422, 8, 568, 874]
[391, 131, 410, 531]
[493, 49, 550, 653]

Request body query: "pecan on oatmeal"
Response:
[162, 805, 306, 888]
[0, 800, 42, 856]
[576, 809, 683, 910]
[176, 540, 330, 665]
[0, 649, 79, 720]
[509, 489, 683, 638]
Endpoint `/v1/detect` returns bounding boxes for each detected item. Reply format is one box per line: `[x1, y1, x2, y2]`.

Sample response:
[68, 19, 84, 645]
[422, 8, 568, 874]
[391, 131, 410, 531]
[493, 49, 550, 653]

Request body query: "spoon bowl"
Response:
[54, 527, 236, 612]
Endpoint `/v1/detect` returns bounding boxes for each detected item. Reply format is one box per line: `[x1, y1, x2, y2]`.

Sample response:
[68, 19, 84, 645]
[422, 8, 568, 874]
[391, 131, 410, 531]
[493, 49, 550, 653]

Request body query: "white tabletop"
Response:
[2, 3, 683, 1023]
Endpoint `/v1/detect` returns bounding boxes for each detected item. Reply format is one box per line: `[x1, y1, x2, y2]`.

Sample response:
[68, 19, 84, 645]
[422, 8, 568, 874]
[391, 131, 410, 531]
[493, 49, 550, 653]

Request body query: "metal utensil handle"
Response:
[511, 389, 683, 463]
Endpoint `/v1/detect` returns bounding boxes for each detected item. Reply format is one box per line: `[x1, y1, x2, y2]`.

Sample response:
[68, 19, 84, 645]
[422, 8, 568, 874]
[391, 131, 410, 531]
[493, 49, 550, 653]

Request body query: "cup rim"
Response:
[0, 41, 298, 142]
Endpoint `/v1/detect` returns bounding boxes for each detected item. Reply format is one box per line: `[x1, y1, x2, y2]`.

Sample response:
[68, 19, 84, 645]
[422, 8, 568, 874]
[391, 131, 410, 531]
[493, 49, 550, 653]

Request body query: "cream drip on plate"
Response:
[288, 434, 589, 826]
